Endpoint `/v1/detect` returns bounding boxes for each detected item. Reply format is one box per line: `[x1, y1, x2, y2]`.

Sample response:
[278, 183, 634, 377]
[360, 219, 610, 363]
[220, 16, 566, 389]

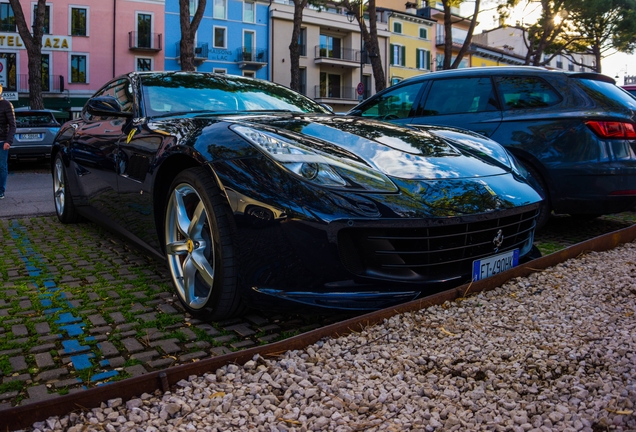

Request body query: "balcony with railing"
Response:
[235, 48, 268, 69]
[314, 45, 362, 69]
[314, 85, 361, 101]
[17, 74, 65, 92]
[175, 43, 209, 65]
[128, 31, 162, 52]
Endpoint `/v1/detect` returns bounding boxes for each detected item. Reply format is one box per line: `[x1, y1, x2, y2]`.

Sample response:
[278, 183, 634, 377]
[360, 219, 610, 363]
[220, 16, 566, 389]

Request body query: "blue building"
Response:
[164, 0, 269, 79]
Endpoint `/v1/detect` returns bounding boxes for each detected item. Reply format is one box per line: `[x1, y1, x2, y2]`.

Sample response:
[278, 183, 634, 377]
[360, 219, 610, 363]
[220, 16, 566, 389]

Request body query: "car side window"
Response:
[420, 77, 498, 116]
[358, 81, 425, 120]
[495, 76, 561, 110]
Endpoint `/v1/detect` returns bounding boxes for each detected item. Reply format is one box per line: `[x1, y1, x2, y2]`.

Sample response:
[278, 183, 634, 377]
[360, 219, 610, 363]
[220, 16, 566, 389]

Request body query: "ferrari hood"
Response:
[226, 114, 514, 181]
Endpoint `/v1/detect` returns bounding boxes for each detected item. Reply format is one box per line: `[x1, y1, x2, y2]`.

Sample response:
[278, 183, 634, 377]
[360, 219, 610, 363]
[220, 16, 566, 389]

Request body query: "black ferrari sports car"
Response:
[52, 71, 542, 320]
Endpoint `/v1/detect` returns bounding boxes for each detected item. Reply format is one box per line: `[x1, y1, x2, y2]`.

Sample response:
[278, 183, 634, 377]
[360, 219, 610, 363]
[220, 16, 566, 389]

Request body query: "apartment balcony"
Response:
[128, 32, 162, 52]
[175, 43, 209, 65]
[17, 74, 65, 93]
[313, 85, 365, 105]
[236, 48, 268, 69]
[314, 46, 362, 69]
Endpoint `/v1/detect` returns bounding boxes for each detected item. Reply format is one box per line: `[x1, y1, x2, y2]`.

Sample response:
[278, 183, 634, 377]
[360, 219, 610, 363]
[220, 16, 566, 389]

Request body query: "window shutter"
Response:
[390, 44, 395, 65]
[416, 50, 421, 69]
[401, 46, 406, 66]
[426, 50, 431, 70]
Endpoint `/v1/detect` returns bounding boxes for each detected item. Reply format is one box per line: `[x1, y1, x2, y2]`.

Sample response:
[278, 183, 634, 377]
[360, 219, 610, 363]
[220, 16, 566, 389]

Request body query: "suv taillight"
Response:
[586, 121, 636, 139]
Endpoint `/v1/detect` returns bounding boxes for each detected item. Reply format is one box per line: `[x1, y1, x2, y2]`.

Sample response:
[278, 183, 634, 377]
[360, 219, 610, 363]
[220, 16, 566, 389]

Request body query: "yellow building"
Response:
[378, 0, 471, 71]
[377, 8, 436, 85]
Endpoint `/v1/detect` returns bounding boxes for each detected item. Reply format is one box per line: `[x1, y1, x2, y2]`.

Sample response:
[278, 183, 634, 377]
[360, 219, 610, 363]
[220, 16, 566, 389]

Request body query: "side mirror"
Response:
[86, 96, 132, 118]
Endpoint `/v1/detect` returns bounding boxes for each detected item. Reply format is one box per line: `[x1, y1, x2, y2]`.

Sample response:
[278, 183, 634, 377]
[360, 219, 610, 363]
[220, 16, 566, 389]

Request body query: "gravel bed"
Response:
[30, 242, 636, 432]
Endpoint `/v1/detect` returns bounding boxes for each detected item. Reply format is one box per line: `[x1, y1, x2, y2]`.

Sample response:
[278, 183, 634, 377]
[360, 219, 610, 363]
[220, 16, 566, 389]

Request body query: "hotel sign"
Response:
[0, 33, 72, 51]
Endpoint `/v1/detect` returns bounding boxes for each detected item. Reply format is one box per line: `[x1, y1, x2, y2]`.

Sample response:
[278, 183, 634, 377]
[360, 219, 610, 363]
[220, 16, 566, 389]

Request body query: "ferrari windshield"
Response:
[140, 72, 331, 117]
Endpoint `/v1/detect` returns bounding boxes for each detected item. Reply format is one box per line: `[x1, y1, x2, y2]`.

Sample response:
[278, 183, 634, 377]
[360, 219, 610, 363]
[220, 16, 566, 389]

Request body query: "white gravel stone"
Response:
[28, 242, 636, 431]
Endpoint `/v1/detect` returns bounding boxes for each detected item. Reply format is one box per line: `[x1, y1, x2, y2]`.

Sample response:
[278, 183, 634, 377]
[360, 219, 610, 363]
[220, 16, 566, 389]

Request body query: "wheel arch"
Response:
[152, 154, 229, 250]
[507, 149, 552, 203]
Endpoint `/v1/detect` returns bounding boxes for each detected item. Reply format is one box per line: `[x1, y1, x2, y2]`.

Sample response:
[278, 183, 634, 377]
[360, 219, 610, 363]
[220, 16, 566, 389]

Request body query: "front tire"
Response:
[53, 153, 81, 224]
[164, 167, 244, 321]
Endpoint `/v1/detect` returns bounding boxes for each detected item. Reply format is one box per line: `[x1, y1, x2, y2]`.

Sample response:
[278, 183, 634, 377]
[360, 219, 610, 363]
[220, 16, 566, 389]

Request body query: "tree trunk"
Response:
[442, 0, 453, 70]
[289, 0, 309, 91]
[179, 0, 206, 71]
[365, 0, 385, 93]
[451, 0, 481, 69]
[9, 0, 45, 109]
[343, 0, 385, 94]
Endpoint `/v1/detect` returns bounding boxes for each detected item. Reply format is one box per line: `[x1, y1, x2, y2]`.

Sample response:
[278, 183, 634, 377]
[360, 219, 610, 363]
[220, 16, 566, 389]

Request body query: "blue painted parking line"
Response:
[7, 220, 119, 384]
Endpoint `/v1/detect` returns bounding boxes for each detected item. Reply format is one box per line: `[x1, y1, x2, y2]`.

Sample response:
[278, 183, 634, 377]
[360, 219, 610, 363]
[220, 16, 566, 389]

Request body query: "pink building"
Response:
[0, 0, 164, 118]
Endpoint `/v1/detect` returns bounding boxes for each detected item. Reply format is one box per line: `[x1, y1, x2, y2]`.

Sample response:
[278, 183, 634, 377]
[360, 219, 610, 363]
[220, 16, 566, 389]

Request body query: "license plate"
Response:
[472, 249, 519, 281]
[19, 133, 43, 141]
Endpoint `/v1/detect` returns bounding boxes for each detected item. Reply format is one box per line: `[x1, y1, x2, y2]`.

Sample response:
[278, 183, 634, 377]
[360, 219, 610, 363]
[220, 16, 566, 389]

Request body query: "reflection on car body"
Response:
[348, 66, 636, 229]
[52, 71, 542, 320]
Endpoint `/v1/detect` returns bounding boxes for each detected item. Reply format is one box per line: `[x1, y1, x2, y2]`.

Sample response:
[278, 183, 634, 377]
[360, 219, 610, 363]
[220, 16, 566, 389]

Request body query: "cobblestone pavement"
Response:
[0, 212, 635, 410]
[0, 216, 357, 409]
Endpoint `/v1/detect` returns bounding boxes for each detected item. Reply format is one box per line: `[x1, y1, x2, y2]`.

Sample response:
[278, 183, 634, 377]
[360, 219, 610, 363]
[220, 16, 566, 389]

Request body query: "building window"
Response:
[243, 71, 255, 78]
[0, 52, 15, 89]
[189, 0, 197, 15]
[213, 26, 226, 48]
[298, 27, 306, 56]
[214, 0, 226, 19]
[214, 68, 227, 74]
[390, 44, 405, 66]
[70, 54, 87, 83]
[137, 57, 152, 71]
[319, 34, 341, 59]
[419, 27, 428, 39]
[0, 3, 15, 32]
[243, 1, 254, 23]
[242, 30, 255, 60]
[70, 7, 87, 36]
[393, 22, 402, 34]
[137, 13, 152, 49]
[320, 72, 341, 98]
[416, 48, 431, 70]
[33, 4, 50, 34]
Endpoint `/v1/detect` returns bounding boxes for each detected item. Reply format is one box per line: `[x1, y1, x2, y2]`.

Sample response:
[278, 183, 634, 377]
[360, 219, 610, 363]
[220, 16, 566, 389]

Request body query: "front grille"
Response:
[337, 208, 538, 284]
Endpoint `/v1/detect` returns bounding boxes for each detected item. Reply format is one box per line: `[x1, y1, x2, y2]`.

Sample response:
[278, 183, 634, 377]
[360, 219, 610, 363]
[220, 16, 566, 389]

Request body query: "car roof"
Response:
[399, 66, 614, 84]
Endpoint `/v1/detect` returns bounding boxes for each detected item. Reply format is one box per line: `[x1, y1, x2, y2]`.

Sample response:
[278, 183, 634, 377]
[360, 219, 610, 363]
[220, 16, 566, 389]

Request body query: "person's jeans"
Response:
[0, 147, 7, 195]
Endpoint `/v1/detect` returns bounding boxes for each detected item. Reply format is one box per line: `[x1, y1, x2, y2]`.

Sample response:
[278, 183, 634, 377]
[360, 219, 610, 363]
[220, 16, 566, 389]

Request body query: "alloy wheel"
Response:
[165, 183, 215, 310]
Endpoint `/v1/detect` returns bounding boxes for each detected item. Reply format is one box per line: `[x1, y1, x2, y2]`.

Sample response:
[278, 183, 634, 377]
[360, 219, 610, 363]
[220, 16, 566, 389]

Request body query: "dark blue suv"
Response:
[348, 66, 636, 228]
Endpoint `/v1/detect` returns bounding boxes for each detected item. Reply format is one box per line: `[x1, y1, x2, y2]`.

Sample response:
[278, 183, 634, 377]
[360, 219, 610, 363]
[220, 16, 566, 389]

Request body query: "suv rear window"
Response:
[15, 113, 59, 127]
[577, 79, 636, 109]
[495, 76, 561, 109]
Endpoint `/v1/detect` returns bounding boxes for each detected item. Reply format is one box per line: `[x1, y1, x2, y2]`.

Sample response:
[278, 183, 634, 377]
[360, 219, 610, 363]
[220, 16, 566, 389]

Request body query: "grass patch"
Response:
[0, 380, 24, 394]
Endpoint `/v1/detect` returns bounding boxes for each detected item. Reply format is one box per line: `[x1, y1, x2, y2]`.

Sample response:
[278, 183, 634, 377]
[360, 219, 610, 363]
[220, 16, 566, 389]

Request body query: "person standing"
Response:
[0, 82, 16, 199]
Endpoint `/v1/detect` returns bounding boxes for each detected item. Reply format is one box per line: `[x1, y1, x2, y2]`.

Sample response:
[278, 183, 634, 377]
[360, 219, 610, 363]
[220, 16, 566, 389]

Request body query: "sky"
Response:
[462, 0, 634, 85]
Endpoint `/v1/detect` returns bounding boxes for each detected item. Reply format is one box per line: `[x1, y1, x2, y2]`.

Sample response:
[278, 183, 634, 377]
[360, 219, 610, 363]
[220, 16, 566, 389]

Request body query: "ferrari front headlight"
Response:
[232, 125, 397, 192]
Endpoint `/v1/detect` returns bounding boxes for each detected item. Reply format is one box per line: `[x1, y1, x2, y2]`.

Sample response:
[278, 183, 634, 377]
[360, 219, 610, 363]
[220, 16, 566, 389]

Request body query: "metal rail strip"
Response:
[2, 224, 636, 431]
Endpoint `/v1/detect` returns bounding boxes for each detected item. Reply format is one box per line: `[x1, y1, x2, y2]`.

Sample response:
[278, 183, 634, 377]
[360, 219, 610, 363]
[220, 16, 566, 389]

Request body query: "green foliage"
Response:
[0, 380, 25, 394]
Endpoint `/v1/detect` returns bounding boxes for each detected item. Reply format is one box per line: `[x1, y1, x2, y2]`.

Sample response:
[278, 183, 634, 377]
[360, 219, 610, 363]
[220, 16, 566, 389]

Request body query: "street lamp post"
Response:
[615, 64, 629, 86]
